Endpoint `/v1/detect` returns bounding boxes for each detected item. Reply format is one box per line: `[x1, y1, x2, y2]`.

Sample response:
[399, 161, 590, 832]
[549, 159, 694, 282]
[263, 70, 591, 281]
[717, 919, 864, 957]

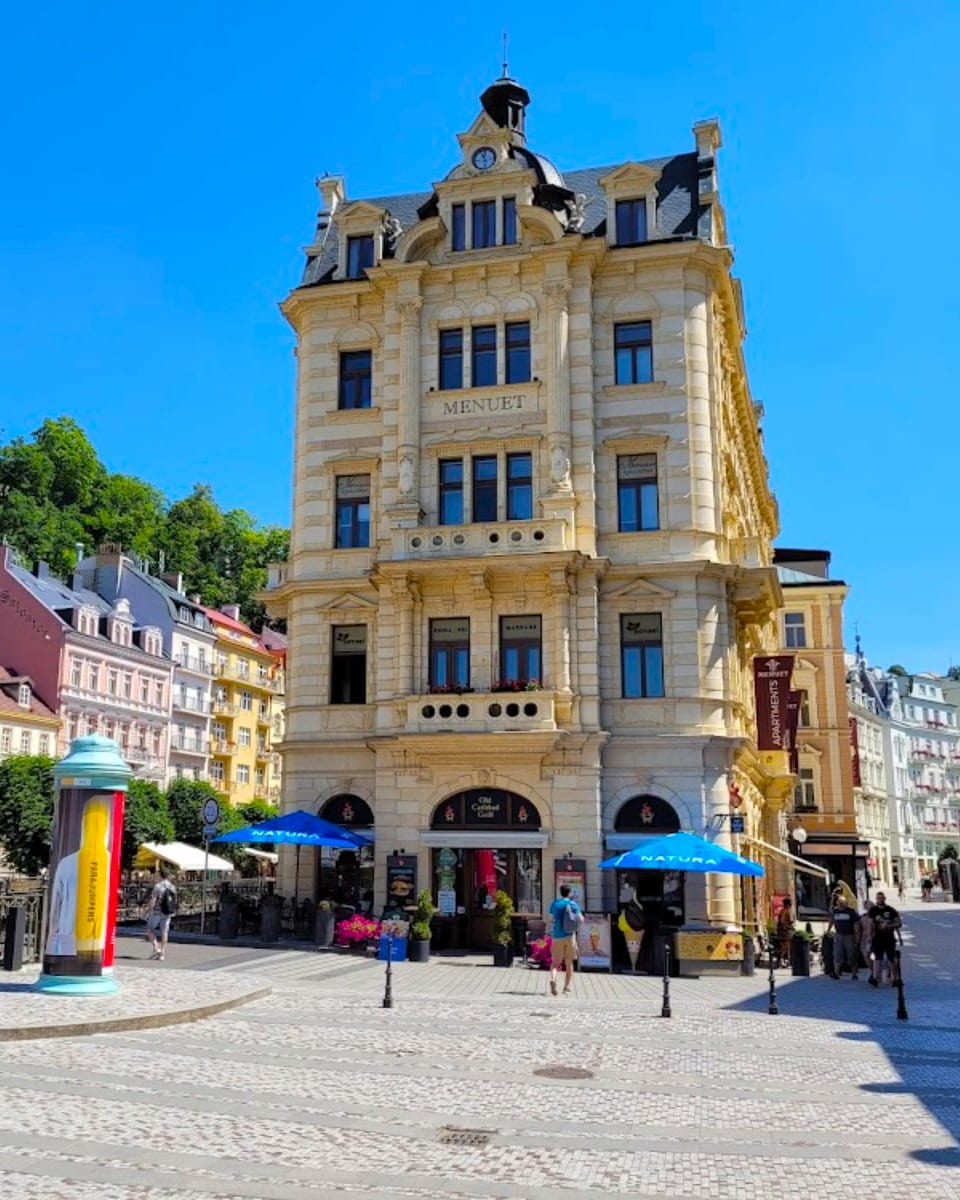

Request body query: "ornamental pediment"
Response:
[335, 200, 387, 224]
[599, 161, 663, 192]
[319, 592, 377, 611]
[603, 577, 675, 600]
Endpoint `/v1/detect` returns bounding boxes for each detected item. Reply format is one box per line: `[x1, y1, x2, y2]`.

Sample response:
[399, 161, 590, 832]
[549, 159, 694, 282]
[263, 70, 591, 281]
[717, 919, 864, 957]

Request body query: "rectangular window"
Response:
[331, 625, 367, 704]
[0, 729, 12, 755]
[499, 615, 542, 687]
[502, 196, 517, 245]
[429, 618, 470, 691]
[70, 661, 82, 688]
[615, 198, 648, 246]
[617, 454, 659, 531]
[38, 734, 49, 756]
[88, 665, 99, 691]
[122, 673, 132, 699]
[505, 321, 531, 383]
[451, 203, 465, 251]
[140, 678, 149, 703]
[794, 767, 817, 810]
[621, 613, 664, 698]
[237, 764, 250, 786]
[345, 234, 374, 279]
[472, 455, 498, 522]
[106, 669, 118, 696]
[471, 324, 497, 387]
[438, 459, 464, 524]
[784, 612, 807, 649]
[614, 321, 653, 385]
[335, 474, 371, 548]
[506, 453, 533, 520]
[20, 731, 31, 754]
[239, 691, 252, 711]
[798, 688, 811, 727]
[439, 328, 463, 390]
[154, 682, 164, 707]
[338, 350, 372, 410]
[211, 762, 225, 785]
[256, 767, 266, 787]
[472, 200, 496, 248]
[238, 727, 252, 747]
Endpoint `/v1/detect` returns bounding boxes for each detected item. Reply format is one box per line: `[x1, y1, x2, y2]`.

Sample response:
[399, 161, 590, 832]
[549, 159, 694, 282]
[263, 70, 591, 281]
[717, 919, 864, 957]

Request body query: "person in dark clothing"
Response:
[826, 898, 861, 980]
[866, 892, 902, 986]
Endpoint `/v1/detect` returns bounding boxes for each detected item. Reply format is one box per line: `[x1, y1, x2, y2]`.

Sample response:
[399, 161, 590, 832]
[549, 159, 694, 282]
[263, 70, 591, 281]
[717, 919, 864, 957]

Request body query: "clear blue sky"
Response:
[1, 3, 957, 672]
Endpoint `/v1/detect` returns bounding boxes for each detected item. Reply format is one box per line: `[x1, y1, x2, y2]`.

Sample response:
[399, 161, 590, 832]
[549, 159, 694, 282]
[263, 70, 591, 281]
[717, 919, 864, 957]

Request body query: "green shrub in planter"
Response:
[492, 890, 515, 966]
[409, 889, 437, 963]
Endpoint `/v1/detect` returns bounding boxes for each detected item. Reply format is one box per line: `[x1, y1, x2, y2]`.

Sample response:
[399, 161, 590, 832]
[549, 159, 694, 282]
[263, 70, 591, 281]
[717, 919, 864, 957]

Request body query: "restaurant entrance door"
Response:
[429, 789, 544, 949]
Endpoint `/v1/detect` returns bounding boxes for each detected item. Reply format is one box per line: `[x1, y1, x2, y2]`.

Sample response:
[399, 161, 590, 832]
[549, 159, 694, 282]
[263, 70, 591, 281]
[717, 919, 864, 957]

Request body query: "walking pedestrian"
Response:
[826, 896, 861, 980]
[866, 891, 902, 987]
[897, 879, 905, 903]
[145, 868, 178, 961]
[921, 875, 933, 902]
[548, 884, 583, 997]
[774, 897, 794, 968]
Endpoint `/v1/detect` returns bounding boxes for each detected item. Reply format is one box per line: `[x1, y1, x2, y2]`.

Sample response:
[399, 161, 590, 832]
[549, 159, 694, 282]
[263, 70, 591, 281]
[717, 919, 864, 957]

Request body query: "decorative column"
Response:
[390, 575, 415, 697]
[543, 280, 573, 495]
[469, 570, 493, 692]
[394, 298, 423, 522]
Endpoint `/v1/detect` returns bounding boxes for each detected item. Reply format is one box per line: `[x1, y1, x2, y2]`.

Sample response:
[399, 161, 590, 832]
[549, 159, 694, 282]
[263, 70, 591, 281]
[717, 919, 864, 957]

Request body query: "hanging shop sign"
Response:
[753, 656, 795, 750]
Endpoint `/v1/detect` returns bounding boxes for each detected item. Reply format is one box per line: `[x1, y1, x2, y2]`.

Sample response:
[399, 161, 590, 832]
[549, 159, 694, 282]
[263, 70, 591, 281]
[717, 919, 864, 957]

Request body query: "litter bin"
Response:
[821, 931, 835, 976]
[791, 934, 811, 977]
[741, 934, 756, 977]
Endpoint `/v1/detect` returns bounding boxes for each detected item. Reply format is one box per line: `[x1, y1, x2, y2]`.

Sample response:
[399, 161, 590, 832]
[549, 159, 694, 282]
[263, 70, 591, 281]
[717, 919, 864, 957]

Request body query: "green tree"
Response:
[86, 473, 166, 559]
[0, 756, 55, 874]
[166, 778, 223, 844]
[122, 779, 173, 871]
[888, 665, 908, 676]
[938, 845, 958, 862]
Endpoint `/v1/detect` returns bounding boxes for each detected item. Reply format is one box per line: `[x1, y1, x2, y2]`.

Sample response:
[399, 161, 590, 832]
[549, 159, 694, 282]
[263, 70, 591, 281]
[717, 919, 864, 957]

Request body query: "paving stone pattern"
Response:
[0, 899, 957, 1198]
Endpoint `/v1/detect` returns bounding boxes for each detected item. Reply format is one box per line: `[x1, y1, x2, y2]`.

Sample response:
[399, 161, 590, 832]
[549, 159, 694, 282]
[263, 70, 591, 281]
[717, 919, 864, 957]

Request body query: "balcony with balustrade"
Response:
[171, 736, 209, 757]
[174, 652, 212, 677]
[391, 517, 569, 563]
[398, 689, 557, 736]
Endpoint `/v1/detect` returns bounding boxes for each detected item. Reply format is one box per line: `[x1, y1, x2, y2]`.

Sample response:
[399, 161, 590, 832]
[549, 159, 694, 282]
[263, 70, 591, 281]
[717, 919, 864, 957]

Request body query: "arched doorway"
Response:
[428, 788, 544, 948]
[316, 794, 375, 912]
[611, 795, 685, 968]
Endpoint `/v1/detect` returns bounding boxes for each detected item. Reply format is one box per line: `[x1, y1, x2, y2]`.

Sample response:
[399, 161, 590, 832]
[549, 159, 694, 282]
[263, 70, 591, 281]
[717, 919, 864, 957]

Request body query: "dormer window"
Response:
[615, 199, 648, 246]
[346, 235, 374, 279]
[471, 201, 496, 248]
[17, 683, 30, 708]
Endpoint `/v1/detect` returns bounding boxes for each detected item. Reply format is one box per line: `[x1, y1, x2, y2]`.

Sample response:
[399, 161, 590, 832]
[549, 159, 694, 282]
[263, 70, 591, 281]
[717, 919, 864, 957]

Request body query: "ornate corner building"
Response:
[265, 75, 785, 940]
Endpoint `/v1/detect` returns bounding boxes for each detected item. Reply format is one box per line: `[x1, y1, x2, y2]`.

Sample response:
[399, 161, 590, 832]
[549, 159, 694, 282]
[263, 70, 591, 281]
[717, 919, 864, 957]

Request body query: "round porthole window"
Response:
[506, 703, 520, 717]
[456, 704, 469, 718]
[439, 704, 453, 718]
[422, 705, 435, 719]
[411, 536, 422, 548]
[488, 703, 502, 717]
[533, 530, 545, 542]
[523, 703, 538, 717]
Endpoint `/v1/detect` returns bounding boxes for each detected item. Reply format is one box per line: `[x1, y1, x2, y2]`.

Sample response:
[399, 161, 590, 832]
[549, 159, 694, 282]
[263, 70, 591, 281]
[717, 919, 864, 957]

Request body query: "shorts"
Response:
[148, 913, 172, 938]
[871, 935, 895, 962]
[551, 935, 575, 967]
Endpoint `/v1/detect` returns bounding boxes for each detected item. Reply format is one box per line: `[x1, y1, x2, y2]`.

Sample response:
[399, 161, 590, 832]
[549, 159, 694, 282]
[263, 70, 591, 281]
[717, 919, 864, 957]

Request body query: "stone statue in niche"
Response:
[383, 214, 403, 249]
[550, 444, 572, 490]
[568, 192, 588, 232]
[398, 453, 416, 497]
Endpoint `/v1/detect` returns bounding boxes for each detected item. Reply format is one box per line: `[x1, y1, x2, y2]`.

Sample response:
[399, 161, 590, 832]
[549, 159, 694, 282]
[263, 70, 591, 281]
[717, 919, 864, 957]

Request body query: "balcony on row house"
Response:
[62, 683, 169, 717]
[173, 651, 212, 676]
[172, 692, 210, 715]
[211, 698, 237, 716]
[171, 736, 209, 756]
[392, 517, 569, 562]
[399, 688, 558, 735]
[255, 744, 280, 763]
[210, 738, 237, 755]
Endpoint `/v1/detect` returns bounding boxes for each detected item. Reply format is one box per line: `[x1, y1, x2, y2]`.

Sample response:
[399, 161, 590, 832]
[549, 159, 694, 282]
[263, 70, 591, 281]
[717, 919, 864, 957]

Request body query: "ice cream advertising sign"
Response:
[575, 914, 612, 971]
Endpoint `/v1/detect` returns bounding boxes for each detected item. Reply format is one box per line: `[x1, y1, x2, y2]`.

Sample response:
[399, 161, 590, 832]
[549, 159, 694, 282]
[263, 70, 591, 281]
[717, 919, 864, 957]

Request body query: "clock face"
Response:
[472, 146, 496, 171]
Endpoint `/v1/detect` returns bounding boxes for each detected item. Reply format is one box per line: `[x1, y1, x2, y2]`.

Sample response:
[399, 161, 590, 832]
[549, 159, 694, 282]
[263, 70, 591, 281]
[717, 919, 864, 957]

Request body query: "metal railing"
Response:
[0, 878, 46, 965]
[117, 879, 274, 929]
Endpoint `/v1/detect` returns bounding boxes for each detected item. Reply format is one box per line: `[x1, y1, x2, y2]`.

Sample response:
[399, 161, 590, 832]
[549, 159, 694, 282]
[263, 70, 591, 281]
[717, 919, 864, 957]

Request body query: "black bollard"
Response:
[895, 949, 908, 1021]
[382, 934, 393, 1009]
[767, 939, 779, 1016]
[660, 939, 672, 1019]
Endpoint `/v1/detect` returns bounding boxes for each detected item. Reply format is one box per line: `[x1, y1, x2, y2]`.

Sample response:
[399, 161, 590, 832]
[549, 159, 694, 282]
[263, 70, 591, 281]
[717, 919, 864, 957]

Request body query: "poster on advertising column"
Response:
[43, 788, 120, 977]
[753, 655, 795, 750]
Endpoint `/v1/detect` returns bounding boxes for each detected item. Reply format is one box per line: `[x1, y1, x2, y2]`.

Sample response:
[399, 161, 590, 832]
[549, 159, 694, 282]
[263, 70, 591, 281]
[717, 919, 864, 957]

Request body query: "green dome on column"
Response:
[53, 734, 133, 793]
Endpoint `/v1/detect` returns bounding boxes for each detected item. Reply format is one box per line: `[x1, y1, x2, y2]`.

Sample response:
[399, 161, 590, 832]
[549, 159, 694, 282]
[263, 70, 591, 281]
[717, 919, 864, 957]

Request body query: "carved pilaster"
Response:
[396, 298, 423, 508]
[544, 280, 572, 495]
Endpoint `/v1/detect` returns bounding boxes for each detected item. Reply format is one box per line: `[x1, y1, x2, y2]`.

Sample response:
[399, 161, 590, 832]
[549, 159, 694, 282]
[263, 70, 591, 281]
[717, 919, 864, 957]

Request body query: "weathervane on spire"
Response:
[501, 29, 509, 78]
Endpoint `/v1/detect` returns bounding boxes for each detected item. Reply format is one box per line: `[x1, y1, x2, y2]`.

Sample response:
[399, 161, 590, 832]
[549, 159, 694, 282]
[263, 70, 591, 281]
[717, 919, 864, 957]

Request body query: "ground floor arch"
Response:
[314, 792, 376, 912]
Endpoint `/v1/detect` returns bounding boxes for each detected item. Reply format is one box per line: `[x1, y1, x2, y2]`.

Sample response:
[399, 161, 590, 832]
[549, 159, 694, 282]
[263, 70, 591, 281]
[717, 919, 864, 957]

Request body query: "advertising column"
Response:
[36, 734, 132, 995]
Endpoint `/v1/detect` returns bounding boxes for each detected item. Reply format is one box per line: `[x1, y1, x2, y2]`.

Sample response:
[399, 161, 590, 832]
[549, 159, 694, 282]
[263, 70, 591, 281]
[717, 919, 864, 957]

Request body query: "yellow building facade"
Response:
[205, 605, 284, 809]
[267, 76, 789, 947]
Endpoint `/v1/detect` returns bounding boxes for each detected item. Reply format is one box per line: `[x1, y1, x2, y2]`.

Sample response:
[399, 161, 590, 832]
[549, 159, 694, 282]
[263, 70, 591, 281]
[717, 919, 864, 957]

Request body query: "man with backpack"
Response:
[146, 868, 178, 961]
[548, 884, 583, 996]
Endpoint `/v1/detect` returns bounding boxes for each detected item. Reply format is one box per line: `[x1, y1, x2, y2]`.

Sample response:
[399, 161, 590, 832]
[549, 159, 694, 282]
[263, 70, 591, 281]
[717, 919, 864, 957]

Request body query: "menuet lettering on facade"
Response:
[440, 393, 530, 418]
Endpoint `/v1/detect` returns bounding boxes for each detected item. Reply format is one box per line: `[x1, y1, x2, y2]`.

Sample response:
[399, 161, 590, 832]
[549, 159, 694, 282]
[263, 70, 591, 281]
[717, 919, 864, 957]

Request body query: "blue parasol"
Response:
[599, 830, 764, 877]
[213, 809, 372, 906]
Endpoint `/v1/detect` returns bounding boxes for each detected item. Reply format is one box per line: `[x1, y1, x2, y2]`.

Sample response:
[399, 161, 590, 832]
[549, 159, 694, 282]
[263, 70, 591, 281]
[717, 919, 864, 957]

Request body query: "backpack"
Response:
[160, 885, 178, 916]
[560, 900, 582, 935]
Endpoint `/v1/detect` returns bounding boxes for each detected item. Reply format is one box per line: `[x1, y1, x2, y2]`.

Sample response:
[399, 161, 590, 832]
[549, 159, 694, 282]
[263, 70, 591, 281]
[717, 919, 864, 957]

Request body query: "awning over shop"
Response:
[740, 835, 831, 881]
[242, 847, 279, 865]
[420, 830, 549, 849]
[135, 841, 235, 874]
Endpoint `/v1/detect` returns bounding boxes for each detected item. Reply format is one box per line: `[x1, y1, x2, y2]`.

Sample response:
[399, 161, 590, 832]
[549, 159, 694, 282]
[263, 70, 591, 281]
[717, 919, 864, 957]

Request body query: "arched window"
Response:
[613, 794, 680, 834]
[320, 794, 374, 828]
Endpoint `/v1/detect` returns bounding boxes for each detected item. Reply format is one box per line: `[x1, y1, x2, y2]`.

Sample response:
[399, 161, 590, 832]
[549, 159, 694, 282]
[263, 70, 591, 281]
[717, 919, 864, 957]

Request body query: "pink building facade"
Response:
[0, 548, 173, 778]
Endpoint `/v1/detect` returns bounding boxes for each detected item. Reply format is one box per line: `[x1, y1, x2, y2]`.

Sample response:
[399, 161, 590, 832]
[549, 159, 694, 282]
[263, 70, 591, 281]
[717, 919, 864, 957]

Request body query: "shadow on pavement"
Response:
[723, 907, 960, 1173]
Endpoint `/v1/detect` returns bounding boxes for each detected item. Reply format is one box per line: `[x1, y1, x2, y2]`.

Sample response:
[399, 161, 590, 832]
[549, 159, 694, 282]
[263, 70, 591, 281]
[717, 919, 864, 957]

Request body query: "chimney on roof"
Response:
[189, 594, 201, 604]
[74, 542, 85, 565]
[33, 560, 50, 580]
[161, 572, 184, 594]
[220, 603, 241, 621]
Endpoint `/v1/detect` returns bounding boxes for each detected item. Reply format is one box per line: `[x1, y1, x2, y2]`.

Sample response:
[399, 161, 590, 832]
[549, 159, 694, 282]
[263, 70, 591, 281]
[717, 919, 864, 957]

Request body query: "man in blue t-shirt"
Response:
[548, 885, 582, 996]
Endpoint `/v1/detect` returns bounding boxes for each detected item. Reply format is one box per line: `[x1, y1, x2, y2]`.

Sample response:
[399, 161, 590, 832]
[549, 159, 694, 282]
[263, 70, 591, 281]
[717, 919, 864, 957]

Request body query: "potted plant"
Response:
[492, 890, 515, 966]
[408, 889, 437, 963]
[334, 913, 381, 952]
[314, 900, 335, 948]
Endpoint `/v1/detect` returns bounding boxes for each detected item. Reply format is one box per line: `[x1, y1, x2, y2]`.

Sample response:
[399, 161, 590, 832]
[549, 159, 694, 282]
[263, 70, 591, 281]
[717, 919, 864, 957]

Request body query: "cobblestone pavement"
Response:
[0, 898, 957, 1199]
